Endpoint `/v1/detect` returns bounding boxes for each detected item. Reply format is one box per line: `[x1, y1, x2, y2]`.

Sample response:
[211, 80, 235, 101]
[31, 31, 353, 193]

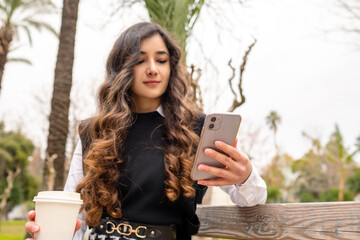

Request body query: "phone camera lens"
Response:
[211, 117, 216, 122]
[209, 123, 214, 129]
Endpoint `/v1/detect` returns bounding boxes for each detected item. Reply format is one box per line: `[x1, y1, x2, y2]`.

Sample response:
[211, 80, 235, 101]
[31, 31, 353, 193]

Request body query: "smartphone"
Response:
[190, 113, 242, 180]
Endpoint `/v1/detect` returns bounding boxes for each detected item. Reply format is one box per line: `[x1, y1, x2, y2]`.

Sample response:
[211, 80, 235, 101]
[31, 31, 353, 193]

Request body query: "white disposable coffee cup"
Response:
[33, 191, 83, 240]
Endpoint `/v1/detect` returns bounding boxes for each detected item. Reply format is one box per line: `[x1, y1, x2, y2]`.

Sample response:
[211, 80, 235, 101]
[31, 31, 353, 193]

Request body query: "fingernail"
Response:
[198, 164, 206, 171]
[32, 225, 39, 232]
[215, 141, 223, 147]
[205, 148, 213, 154]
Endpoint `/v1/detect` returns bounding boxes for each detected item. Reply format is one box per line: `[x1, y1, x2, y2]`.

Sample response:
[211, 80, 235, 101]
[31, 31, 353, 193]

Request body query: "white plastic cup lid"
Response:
[33, 191, 83, 204]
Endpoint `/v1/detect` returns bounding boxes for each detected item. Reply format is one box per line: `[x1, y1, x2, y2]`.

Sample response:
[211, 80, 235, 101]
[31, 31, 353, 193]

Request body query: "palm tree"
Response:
[325, 124, 360, 201]
[266, 111, 281, 155]
[145, 0, 204, 62]
[43, 0, 80, 191]
[0, 0, 57, 94]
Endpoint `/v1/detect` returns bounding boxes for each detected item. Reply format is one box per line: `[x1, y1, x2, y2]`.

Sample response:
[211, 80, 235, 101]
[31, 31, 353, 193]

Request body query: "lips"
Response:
[143, 80, 160, 86]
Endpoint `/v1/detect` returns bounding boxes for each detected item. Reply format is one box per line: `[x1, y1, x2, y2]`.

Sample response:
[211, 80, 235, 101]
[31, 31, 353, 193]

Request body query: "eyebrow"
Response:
[140, 51, 169, 56]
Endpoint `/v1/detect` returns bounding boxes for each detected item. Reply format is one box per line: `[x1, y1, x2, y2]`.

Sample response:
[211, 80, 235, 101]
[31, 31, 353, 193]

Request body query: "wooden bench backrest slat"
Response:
[196, 202, 360, 239]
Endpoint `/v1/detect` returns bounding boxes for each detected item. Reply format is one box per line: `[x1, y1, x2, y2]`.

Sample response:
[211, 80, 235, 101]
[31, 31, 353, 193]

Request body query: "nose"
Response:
[146, 60, 158, 76]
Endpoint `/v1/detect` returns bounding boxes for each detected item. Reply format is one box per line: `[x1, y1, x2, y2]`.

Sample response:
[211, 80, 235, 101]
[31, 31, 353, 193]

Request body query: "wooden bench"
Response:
[196, 202, 360, 239]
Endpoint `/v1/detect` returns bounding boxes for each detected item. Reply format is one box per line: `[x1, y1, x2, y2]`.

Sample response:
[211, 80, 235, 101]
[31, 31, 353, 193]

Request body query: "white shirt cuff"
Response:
[220, 161, 267, 206]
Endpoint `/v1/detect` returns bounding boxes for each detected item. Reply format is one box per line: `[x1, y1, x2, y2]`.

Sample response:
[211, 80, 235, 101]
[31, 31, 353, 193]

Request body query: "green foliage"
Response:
[0, 123, 39, 210]
[291, 125, 358, 202]
[266, 185, 282, 203]
[24, 200, 35, 212]
[262, 153, 293, 203]
[319, 188, 353, 202]
[144, 0, 204, 58]
[297, 189, 353, 202]
[0, 148, 12, 177]
[291, 152, 330, 195]
[299, 191, 317, 203]
[346, 168, 360, 193]
[0, 220, 26, 239]
[0, 128, 33, 172]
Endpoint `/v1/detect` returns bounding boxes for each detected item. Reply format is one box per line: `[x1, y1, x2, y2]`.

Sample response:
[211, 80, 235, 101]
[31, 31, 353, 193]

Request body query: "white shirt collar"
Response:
[156, 105, 165, 117]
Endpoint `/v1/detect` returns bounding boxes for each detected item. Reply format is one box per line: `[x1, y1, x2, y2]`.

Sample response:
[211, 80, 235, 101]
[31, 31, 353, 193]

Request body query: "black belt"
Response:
[91, 218, 176, 240]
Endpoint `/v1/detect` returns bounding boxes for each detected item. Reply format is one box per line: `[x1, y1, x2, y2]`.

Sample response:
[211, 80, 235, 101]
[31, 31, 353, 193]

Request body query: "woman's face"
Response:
[131, 34, 170, 112]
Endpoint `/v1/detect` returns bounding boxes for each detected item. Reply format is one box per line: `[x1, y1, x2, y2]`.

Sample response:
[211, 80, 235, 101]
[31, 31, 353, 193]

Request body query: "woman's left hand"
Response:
[197, 139, 252, 186]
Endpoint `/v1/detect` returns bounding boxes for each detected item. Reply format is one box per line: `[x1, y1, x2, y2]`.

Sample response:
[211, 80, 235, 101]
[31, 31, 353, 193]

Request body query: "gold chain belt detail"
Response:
[106, 221, 148, 238]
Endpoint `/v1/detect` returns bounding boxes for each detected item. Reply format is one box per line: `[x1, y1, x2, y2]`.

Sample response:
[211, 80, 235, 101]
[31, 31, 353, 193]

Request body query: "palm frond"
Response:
[2, 0, 58, 41]
[20, 0, 58, 15]
[188, 0, 204, 33]
[22, 0, 55, 9]
[145, 0, 163, 22]
[25, 19, 58, 37]
[0, 4, 7, 13]
[8, 0, 23, 24]
[7, 57, 32, 65]
[22, 25, 33, 46]
[347, 149, 360, 163]
[8, 43, 24, 52]
[1, 1, 12, 25]
[334, 124, 345, 159]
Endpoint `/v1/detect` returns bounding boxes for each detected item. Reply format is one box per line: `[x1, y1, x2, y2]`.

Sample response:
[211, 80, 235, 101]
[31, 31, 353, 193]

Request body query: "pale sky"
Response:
[0, 0, 359, 169]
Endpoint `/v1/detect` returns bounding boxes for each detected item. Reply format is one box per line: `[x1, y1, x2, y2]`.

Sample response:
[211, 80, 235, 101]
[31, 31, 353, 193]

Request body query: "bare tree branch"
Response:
[82, 0, 145, 31]
[0, 167, 21, 216]
[228, 38, 256, 112]
[190, 64, 203, 111]
[338, 27, 360, 33]
[227, 59, 236, 98]
[45, 152, 57, 191]
[337, 0, 360, 20]
[188, 35, 219, 75]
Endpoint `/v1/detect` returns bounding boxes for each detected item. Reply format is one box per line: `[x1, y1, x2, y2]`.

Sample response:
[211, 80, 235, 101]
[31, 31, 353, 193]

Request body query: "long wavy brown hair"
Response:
[75, 22, 201, 226]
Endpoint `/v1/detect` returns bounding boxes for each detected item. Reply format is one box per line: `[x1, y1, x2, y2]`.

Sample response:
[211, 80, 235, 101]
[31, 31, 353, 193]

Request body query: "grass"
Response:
[0, 221, 234, 240]
[0, 220, 26, 240]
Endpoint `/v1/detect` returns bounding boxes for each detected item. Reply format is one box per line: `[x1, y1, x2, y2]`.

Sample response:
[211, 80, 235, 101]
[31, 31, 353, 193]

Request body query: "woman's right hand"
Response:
[24, 210, 82, 240]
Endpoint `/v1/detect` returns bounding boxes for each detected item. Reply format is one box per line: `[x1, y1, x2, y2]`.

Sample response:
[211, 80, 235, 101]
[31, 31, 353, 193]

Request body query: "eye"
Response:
[137, 60, 144, 64]
[158, 59, 168, 64]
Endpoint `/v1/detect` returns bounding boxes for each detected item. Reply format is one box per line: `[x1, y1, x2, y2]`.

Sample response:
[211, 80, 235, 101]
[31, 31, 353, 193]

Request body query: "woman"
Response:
[26, 22, 267, 240]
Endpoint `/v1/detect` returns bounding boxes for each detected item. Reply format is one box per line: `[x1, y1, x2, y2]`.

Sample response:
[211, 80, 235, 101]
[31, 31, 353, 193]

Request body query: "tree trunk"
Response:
[339, 165, 345, 201]
[0, 26, 14, 94]
[43, 0, 80, 191]
[0, 48, 8, 94]
[0, 168, 21, 234]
